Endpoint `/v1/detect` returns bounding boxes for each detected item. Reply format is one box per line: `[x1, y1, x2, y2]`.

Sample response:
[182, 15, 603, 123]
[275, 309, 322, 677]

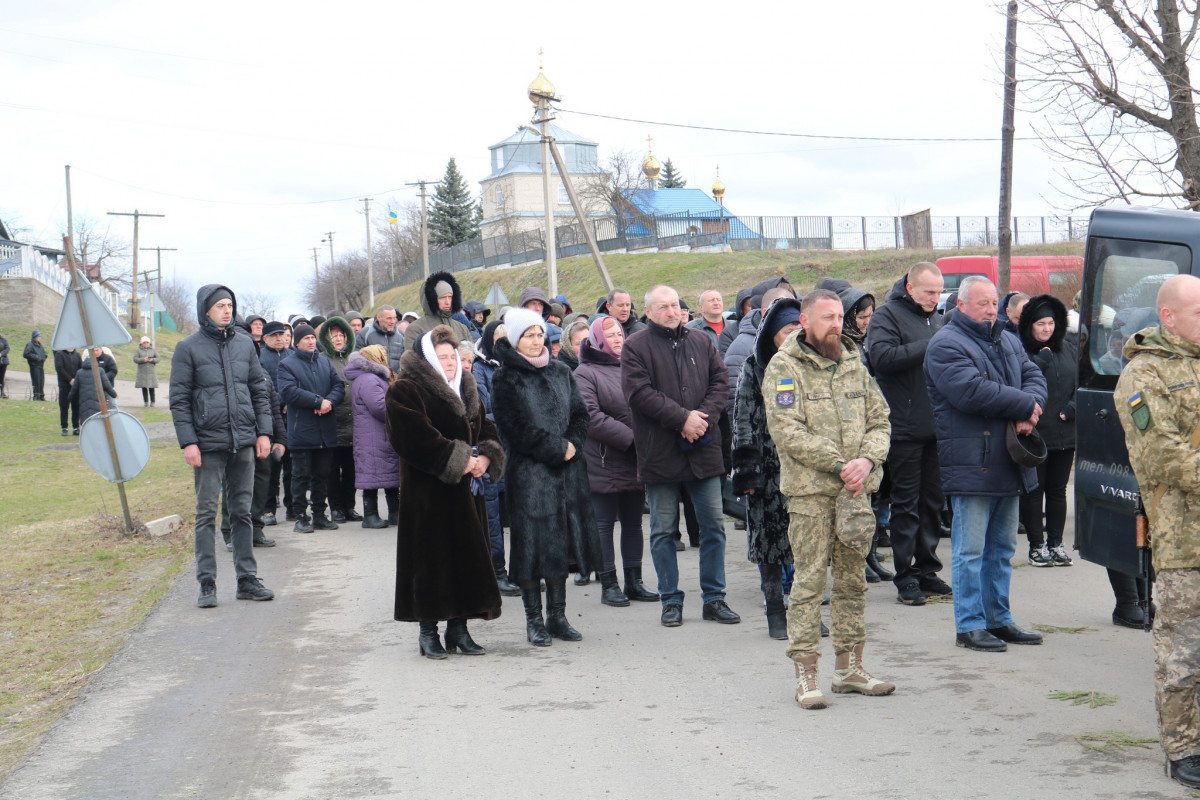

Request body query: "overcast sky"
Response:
[2, 1, 1068, 318]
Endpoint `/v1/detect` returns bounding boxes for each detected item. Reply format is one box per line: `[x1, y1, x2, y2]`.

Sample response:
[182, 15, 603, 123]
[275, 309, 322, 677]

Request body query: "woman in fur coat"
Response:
[490, 308, 603, 646]
[386, 326, 506, 659]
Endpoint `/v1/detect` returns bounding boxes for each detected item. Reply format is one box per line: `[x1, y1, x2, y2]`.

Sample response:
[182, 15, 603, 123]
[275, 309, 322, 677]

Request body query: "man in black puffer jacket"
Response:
[170, 285, 275, 608]
[865, 262, 950, 605]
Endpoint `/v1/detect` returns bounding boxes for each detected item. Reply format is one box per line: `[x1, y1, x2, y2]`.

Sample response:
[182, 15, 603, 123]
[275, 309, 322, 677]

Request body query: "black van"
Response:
[1075, 206, 1200, 577]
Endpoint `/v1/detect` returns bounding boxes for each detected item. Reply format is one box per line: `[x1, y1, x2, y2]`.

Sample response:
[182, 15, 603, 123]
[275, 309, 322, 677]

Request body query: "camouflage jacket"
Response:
[763, 331, 891, 498]
[1114, 325, 1200, 571]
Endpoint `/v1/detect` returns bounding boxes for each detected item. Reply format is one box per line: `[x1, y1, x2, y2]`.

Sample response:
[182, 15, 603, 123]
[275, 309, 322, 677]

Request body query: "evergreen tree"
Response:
[660, 158, 687, 188]
[428, 158, 480, 248]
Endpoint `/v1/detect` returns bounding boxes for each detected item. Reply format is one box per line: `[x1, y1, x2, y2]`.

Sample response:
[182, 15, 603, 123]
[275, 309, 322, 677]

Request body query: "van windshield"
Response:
[1088, 238, 1190, 377]
[941, 272, 986, 290]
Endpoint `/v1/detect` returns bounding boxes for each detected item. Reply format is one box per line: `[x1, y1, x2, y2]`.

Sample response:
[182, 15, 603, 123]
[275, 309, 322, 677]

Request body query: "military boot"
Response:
[793, 655, 826, 710]
[831, 644, 895, 696]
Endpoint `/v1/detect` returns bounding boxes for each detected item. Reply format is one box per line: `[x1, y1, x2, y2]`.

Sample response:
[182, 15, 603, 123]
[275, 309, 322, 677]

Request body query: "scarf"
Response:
[519, 347, 551, 368]
[588, 315, 622, 358]
[420, 330, 462, 397]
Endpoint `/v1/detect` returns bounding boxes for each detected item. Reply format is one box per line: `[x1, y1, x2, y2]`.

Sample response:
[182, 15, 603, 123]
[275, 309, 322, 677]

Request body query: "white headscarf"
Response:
[420, 330, 462, 397]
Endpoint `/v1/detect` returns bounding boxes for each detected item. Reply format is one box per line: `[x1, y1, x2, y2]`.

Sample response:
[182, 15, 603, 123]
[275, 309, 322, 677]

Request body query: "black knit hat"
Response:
[293, 323, 316, 342]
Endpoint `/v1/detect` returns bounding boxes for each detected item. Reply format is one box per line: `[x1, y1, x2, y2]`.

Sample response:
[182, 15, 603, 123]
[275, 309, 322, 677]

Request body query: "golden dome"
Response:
[712, 174, 725, 200]
[528, 70, 557, 103]
[642, 152, 662, 181]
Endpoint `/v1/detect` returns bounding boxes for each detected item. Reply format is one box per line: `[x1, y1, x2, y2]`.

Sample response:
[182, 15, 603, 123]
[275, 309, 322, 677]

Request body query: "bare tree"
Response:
[375, 201, 424, 286]
[238, 291, 281, 321]
[1020, 0, 1200, 209]
[66, 215, 131, 285]
[157, 276, 196, 334]
[578, 149, 651, 236]
[303, 250, 376, 315]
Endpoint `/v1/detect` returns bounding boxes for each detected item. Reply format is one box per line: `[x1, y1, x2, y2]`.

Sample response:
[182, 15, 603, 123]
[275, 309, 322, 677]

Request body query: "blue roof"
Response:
[485, 122, 601, 179]
[628, 189, 759, 238]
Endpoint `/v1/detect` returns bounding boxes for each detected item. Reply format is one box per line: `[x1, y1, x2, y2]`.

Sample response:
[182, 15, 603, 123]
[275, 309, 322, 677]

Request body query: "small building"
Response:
[627, 187, 758, 239]
[478, 122, 609, 239]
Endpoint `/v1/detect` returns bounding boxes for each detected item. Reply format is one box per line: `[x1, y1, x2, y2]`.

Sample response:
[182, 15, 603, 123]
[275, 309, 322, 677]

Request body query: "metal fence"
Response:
[377, 213, 1090, 294]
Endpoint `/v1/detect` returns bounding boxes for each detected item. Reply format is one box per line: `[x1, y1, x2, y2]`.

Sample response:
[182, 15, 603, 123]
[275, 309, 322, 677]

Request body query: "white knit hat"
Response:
[504, 308, 546, 348]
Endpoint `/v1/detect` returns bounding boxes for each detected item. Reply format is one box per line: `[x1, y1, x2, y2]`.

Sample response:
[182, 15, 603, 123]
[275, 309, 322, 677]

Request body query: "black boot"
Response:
[1109, 568, 1147, 628]
[761, 565, 787, 639]
[598, 570, 629, 607]
[544, 580, 582, 641]
[623, 566, 660, 602]
[875, 522, 892, 548]
[493, 553, 520, 597]
[418, 621, 447, 660]
[522, 585, 552, 647]
[361, 496, 387, 529]
[443, 618, 485, 655]
[386, 493, 398, 527]
[866, 534, 894, 582]
[574, 571, 591, 585]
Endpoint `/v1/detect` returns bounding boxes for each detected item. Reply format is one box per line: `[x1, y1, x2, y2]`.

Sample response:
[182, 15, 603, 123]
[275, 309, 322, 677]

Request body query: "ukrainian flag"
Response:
[776, 378, 794, 392]
[388, 211, 398, 224]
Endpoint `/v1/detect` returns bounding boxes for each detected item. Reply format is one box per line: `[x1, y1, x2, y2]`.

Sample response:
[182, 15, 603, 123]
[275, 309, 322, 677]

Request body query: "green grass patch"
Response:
[1051, 690, 1118, 708]
[1075, 731, 1159, 754]
[0, 401, 193, 782]
[370, 242, 1083, 318]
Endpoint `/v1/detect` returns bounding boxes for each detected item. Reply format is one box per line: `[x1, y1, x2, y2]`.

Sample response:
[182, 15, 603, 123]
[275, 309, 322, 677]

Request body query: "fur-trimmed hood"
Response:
[1017, 293, 1068, 354]
[318, 315, 355, 358]
[420, 271, 464, 317]
[752, 296, 803, 370]
[345, 349, 392, 383]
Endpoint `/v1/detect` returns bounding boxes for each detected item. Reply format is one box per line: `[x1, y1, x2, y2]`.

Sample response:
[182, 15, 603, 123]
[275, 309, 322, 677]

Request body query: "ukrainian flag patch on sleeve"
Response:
[776, 377, 796, 408]
[1129, 392, 1150, 430]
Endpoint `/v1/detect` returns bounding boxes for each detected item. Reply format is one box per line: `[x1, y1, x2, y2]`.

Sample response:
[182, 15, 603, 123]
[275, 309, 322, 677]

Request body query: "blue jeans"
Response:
[950, 495, 1018, 633]
[194, 446, 258, 585]
[484, 476, 504, 559]
[646, 476, 727, 606]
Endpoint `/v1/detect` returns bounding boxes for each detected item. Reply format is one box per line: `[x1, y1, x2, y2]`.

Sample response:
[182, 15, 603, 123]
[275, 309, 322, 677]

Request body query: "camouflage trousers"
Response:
[783, 491, 874, 661]
[1155, 568, 1200, 759]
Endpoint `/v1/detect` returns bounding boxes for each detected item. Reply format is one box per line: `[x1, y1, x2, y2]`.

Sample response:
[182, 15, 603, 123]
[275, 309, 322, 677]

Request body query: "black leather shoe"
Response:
[920, 576, 953, 596]
[897, 581, 927, 606]
[702, 599, 741, 624]
[293, 515, 314, 533]
[443, 619, 485, 655]
[986, 624, 1043, 645]
[344, 509, 363, 521]
[418, 623, 448, 660]
[1113, 606, 1148, 629]
[331, 510, 347, 523]
[1168, 755, 1200, 789]
[312, 514, 339, 530]
[253, 535, 276, 547]
[661, 603, 683, 627]
[262, 513, 277, 527]
[956, 630, 1007, 652]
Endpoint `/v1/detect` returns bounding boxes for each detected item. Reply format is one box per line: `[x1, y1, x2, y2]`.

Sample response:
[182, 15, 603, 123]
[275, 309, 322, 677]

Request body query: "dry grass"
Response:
[0, 401, 193, 781]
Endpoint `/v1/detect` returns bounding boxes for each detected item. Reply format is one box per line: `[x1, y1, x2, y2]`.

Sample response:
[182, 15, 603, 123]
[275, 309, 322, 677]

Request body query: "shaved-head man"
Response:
[1115, 273, 1200, 789]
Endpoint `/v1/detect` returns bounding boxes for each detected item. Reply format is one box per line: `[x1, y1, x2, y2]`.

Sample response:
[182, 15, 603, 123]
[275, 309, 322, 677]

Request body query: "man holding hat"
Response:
[170, 285, 275, 608]
[403, 272, 472, 353]
[924, 276, 1047, 652]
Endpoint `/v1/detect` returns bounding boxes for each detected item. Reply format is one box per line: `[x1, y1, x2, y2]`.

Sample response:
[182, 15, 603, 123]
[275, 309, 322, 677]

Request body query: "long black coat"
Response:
[491, 338, 602, 582]
[387, 349, 505, 623]
[1017, 294, 1078, 451]
[731, 299, 800, 565]
[69, 360, 117, 423]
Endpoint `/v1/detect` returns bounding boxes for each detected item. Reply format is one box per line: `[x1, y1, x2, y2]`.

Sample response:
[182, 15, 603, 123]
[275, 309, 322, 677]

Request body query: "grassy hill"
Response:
[368, 243, 1085, 318]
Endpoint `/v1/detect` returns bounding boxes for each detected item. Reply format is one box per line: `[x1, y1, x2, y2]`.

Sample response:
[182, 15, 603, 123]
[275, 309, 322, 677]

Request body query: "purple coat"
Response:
[574, 340, 642, 494]
[345, 351, 399, 489]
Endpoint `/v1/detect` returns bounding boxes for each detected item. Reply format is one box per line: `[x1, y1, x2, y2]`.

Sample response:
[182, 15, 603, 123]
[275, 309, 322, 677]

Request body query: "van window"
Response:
[941, 272, 986, 291]
[1089, 238, 1189, 375]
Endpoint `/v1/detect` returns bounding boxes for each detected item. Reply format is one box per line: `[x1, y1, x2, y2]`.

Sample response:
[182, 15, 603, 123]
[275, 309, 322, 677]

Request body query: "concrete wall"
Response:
[0, 277, 64, 326]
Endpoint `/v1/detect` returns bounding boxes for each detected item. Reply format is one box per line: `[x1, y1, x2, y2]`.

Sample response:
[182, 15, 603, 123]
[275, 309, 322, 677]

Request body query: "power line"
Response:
[558, 106, 1046, 143]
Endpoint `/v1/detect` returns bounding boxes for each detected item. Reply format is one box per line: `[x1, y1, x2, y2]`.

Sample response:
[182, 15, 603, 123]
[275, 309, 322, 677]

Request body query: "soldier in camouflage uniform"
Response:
[1113, 274, 1200, 790]
[764, 289, 894, 709]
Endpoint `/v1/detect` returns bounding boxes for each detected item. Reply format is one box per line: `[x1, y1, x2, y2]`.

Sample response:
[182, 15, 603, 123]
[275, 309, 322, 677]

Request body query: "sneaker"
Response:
[61, 428, 68, 437]
[1049, 544, 1073, 566]
[920, 576, 953, 596]
[253, 534, 276, 547]
[674, 538, 686, 551]
[312, 514, 339, 530]
[72, 427, 79, 436]
[222, 534, 232, 552]
[701, 599, 741, 624]
[897, 581, 927, 606]
[293, 515, 314, 533]
[661, 603, 683, 627]
[197, 580, 217, 608]
[236, 575, 275, 601]
[1028, 545, 1053, 567]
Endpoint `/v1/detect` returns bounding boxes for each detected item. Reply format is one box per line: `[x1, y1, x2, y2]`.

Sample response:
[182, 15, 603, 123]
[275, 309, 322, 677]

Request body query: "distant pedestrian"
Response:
[0, 327, 10, 398]
[23, 330, 47, 400]
[54, 347, 82, 435]
[133, 336, 159, 407]
[69, 350, 116, 427]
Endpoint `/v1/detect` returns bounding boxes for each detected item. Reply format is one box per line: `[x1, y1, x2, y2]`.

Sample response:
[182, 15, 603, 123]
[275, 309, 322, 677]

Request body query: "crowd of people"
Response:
[158, 266, 1120, 704]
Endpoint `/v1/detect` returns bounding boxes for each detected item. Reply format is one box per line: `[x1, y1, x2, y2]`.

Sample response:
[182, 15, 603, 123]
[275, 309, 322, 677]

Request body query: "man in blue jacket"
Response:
[924, 276, 1047, 652]
[278, 323, 345, 533]
[170, 285, 275, 608]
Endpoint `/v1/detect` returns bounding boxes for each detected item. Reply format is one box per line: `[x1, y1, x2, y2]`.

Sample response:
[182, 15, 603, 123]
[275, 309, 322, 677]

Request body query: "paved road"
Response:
[0, 511, 1179, 799]
[3, 368, 154, 404]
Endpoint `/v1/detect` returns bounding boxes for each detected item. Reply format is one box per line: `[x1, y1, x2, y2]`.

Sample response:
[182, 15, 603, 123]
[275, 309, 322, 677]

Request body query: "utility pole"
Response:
[139, 246, 176, 345]
[529, 50, 559, 297]
[107, 209, 164, 329]
[310, 247, 321, 313]
[998, 0, 1019, 295]
[361, 197, 375, 308]
[406, 180, 431, 279]
[321, 232, 338, 311]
